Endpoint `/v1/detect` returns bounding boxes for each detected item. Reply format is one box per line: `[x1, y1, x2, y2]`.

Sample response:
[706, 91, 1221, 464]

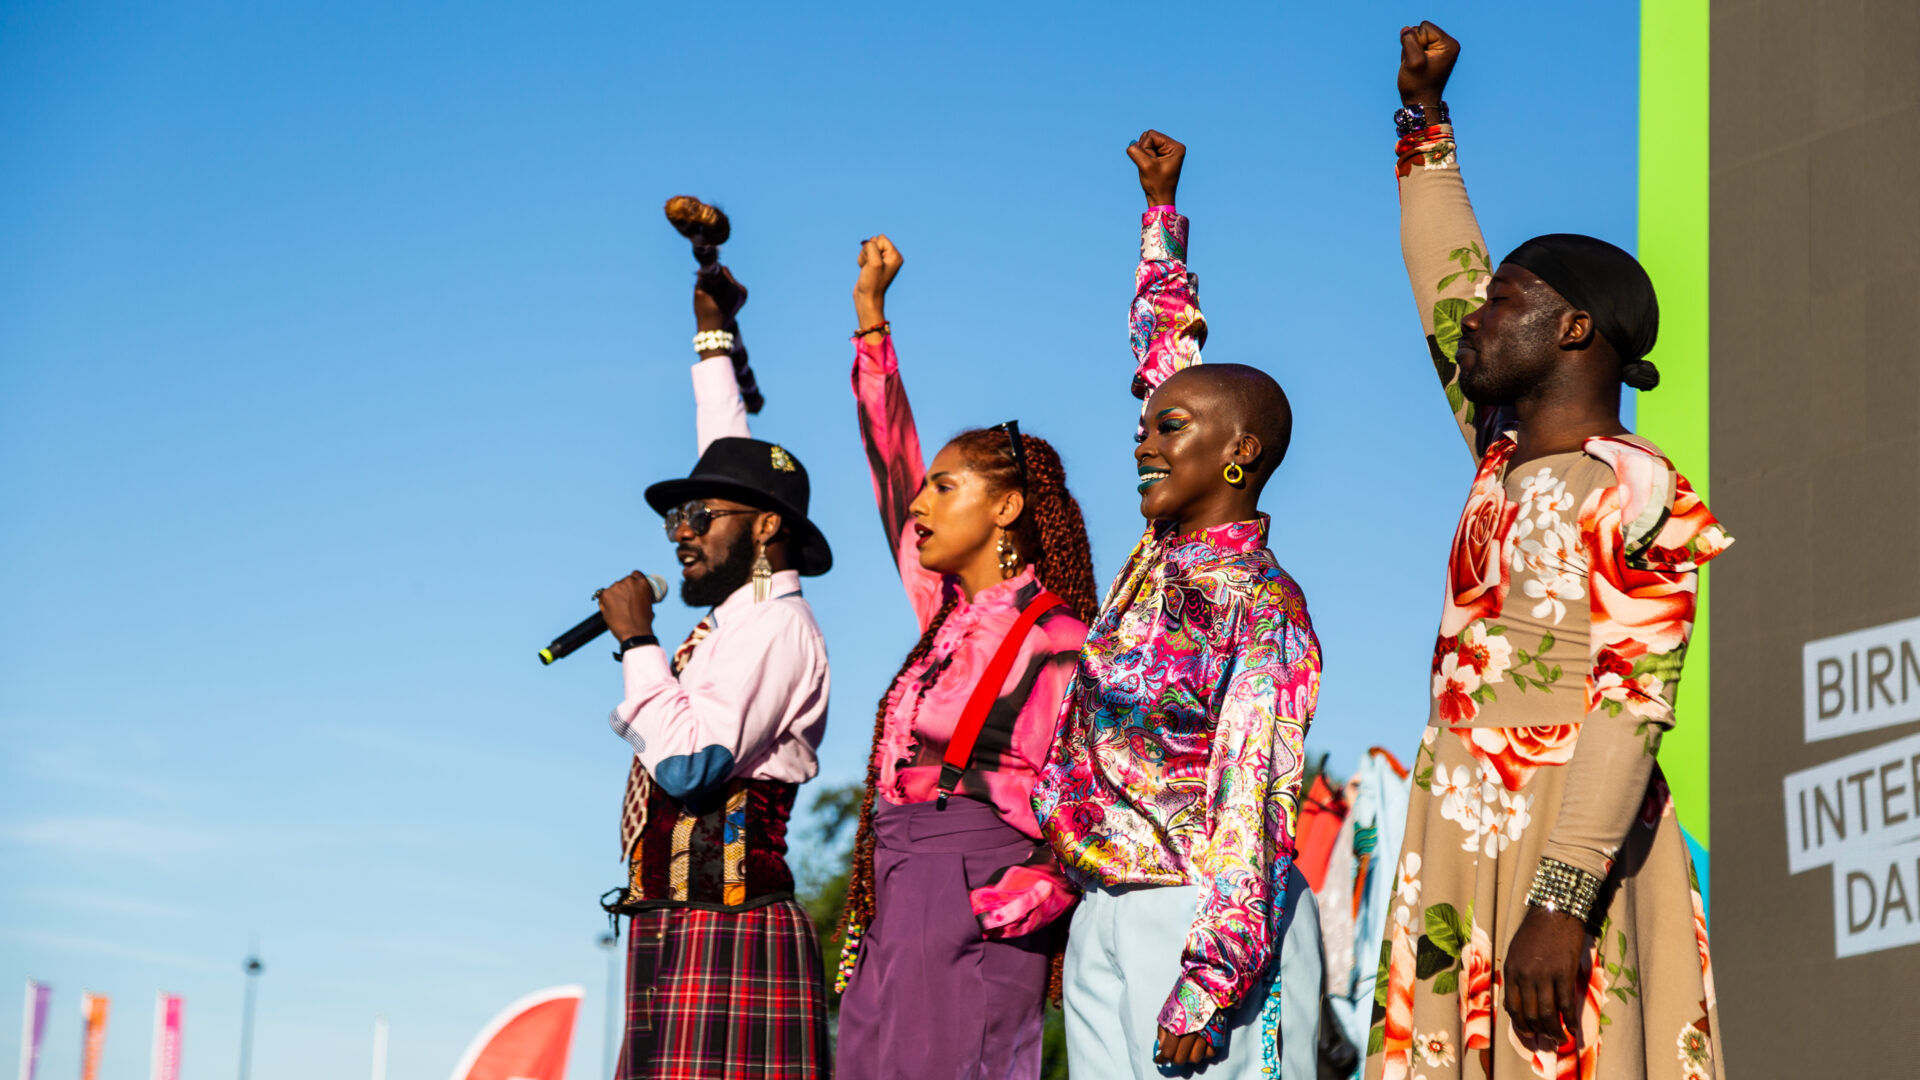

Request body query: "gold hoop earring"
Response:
[1224, 462, 1245, 486]
[752, 540, 773, 601]
[997, 529, 1021, 578]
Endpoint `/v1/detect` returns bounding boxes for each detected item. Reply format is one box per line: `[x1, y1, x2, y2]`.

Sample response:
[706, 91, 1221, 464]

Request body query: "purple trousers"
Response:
[834, 796, 1052, 1080]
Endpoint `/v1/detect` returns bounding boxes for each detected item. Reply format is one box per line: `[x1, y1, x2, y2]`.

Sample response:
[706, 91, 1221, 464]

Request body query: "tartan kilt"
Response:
[620, 899, 830, 1080]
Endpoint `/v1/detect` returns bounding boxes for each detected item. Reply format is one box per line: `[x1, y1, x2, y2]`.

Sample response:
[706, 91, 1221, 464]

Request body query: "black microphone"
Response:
[540, 573, 670, 665]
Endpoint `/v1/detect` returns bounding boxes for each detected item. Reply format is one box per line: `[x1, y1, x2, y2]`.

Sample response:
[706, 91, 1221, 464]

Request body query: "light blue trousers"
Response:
[1063, 867, 1322, 1080]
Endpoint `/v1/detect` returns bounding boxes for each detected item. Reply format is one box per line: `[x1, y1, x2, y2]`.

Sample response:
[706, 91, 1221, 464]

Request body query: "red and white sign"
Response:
[447, 986, 583, 1080]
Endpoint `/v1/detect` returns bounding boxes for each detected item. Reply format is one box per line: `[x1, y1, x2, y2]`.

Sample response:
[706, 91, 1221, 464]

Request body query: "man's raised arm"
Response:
[1395, 22, 1505, 460]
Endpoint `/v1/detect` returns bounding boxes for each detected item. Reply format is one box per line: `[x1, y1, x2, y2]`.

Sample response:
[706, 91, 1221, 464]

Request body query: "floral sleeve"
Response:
[1397, 124, 1509, 461]
[1542, 438, 1733, 880]
[1159, 580, 1320, 1043]
[1129, 208, 1207, 403]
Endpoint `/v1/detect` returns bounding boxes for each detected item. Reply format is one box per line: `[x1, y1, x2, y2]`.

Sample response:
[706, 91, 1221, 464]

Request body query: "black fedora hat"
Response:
[644, 437, 833, 577]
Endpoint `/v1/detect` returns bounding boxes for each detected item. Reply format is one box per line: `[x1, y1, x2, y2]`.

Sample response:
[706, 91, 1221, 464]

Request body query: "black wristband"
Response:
[614, 634, 659, 660]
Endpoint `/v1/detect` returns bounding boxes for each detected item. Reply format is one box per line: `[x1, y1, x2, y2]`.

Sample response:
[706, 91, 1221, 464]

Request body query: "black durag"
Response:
[1503, 233, 1662, 391]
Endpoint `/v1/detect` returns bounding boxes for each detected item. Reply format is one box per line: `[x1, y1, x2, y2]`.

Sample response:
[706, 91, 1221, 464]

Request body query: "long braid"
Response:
[833, 592, 961, 991]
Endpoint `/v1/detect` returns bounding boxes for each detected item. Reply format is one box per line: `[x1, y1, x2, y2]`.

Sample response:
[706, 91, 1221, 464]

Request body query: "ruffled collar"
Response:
[942, 564, 1041, 627]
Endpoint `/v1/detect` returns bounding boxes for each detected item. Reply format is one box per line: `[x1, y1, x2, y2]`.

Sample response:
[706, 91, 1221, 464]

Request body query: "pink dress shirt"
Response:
[851, 333, 1086, 938]
[606, 356, 829, 799]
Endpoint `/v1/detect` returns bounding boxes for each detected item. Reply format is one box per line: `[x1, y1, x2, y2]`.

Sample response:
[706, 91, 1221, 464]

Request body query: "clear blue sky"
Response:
[0, 2, 1638, 1079]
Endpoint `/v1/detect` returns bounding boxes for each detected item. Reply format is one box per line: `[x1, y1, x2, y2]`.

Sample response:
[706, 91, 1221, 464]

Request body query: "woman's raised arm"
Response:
[848, 236, 945, 628]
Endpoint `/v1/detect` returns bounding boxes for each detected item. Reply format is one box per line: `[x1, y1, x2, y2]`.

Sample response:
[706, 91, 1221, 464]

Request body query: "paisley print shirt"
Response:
[1037, 203, 1320, 1039]
[1037, 520, 1321, 1044]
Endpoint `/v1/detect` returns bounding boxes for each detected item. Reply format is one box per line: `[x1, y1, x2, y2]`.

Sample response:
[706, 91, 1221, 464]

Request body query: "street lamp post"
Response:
[238, 950, 264, 1080]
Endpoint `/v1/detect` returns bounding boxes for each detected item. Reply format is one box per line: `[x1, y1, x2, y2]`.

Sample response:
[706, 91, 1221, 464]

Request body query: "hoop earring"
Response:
[1224, 462, 1246, 486]
[997, 529, 1021, 579]
[752, 540, 773, 601]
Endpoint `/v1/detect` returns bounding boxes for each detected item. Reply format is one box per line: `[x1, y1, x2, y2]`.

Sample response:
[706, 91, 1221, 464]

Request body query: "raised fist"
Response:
[854, 235, 904, 331]
[694, 265, 746, 332]
[1398, 21, 1460, 107]
[1127, 130, 1186, 208]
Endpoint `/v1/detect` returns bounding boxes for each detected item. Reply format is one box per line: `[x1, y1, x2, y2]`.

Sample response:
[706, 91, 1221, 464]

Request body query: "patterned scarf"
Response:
[618, 613, 716, 857]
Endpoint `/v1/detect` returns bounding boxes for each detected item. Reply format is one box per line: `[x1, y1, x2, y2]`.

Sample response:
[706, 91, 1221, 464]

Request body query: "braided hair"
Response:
[834, 429, 1096, 1005]
[944, 428, 1100, 626]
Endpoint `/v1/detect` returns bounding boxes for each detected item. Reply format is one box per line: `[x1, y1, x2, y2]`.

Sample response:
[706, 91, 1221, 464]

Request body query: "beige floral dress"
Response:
[1363, 124, 1732, 1080]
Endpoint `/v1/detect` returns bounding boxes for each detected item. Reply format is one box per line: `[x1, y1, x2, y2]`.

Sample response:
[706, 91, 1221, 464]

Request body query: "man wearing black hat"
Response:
[594, 263, 833, 1079]
[1361, 22, 1731, 1080]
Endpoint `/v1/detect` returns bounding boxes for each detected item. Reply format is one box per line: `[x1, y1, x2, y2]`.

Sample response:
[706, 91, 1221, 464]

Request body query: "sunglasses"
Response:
[988, 419, 1028, 486]
[663, 501, 757, 539]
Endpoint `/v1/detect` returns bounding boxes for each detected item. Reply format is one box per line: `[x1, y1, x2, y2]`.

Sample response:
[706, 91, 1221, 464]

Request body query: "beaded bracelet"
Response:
[692, 329, 736, 353]
[833, 921, 864, 992]
[1526, 857, 1604, 923]
[1394, 100, 1451, 137]
[853, 320, 890, 339]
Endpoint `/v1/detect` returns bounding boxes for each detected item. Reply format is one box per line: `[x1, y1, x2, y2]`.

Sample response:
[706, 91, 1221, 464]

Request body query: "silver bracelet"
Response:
[692, 329, 736, 354]
[1526, 857, 1604, 923]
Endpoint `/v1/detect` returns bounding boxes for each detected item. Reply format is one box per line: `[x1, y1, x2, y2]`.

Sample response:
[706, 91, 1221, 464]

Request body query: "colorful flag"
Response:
[149, 995, 182, 1080]
[18, 981, 50, 1080]
[447, 986, 582, 1080]
[78, 994, 109, 1080]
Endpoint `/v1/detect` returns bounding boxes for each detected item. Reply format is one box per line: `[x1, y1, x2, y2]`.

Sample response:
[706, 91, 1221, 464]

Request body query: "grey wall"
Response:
[1711, 1, 1920, 1074]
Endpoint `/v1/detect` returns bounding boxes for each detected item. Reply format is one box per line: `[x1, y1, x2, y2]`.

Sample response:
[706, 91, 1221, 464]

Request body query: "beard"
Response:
[1458, 305, 1564, 405]
[680, 526, 757, 607]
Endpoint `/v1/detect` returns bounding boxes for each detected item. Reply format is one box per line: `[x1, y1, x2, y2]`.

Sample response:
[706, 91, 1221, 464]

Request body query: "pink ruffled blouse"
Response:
[850, 333, 1086, 939]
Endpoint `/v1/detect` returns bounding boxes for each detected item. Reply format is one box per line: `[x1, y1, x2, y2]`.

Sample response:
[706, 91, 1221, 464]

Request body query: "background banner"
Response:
[17, 981, 50, 1080]
[78, 994, 109, 1080]
[148, 995, 182, 1080]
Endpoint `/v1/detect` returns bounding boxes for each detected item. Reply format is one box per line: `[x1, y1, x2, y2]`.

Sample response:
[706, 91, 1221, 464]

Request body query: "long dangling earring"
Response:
[997, 528, 1021, 579]
[752, 539, 773, 601]
[1223, 462, 1246, 486]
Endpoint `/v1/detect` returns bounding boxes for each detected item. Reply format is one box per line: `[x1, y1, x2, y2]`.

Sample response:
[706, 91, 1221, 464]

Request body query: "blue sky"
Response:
[0, 2, 1638, 1078]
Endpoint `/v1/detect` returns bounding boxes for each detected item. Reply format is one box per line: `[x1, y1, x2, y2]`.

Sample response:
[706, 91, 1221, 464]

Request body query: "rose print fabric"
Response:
[1364, 125, 1728, 1080]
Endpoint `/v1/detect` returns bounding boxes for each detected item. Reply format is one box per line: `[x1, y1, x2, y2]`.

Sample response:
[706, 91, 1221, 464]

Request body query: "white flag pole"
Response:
[371, 1016, 388, 1080]
[17, 980, 40, 1080]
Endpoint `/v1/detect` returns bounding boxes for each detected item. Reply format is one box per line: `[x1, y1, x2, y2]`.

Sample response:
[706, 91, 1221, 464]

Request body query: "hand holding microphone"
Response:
[538, 571, 670, 665]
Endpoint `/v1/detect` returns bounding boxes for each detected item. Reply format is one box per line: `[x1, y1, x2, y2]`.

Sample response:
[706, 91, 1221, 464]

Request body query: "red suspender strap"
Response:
[937, 590, 1067, 809]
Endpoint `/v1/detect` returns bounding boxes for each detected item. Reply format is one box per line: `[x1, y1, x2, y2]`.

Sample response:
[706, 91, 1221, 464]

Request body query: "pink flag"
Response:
[149, 995, 182, 1080]
[79, 993, 109, 1080]
[447, 986, 583, 1080]
[18, 981, 50, 1080]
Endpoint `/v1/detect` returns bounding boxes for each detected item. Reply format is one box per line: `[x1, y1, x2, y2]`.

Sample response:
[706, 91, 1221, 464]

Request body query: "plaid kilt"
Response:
[620, 899, 829, 1080]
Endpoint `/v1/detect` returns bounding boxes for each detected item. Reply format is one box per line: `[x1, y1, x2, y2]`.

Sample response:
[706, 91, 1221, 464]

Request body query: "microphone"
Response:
[539, 573, 670, 666]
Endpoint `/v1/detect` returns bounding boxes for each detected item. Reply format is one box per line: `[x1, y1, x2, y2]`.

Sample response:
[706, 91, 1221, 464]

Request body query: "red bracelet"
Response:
[854, 320, 891, 338]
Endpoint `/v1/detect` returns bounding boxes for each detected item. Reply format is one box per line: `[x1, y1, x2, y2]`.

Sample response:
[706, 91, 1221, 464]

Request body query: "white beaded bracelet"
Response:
[692, 329, 736, 353]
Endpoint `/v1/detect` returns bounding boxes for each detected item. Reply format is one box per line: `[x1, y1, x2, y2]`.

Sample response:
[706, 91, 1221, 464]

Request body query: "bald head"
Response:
[1159, 363, 1293, 487]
